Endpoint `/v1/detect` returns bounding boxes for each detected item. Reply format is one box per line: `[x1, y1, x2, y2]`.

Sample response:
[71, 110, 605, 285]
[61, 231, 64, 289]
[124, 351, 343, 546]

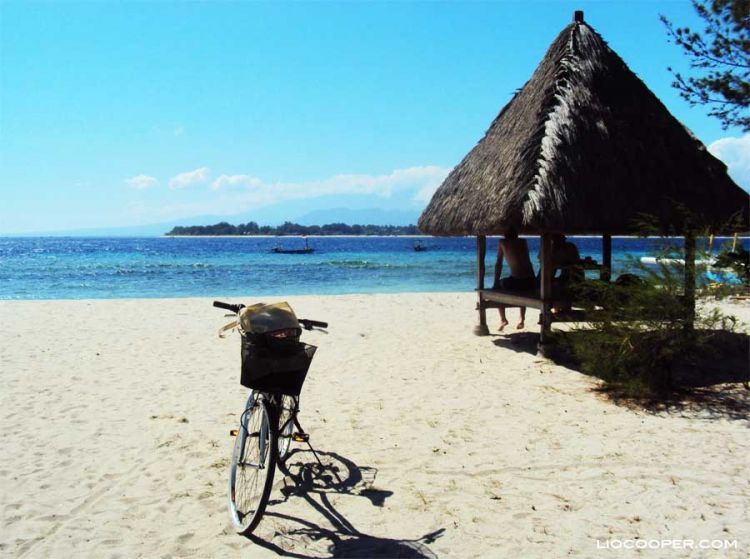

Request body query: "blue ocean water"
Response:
[0, 236, 746, 300]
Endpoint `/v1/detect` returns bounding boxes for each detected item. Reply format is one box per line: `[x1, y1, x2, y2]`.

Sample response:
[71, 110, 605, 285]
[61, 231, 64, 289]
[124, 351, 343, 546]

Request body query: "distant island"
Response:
[166, 221, 421, 236]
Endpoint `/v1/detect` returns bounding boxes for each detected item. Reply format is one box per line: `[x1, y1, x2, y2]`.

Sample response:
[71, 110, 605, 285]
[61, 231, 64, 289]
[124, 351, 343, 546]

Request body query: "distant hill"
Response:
[6, 206, 422, 237]
[166, 221, 421, 236]
[294, 208, 420, 226]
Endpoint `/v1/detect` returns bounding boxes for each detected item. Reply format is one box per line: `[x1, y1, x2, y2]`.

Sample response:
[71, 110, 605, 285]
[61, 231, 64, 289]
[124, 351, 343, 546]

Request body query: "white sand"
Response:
[1, 293, 748, 558]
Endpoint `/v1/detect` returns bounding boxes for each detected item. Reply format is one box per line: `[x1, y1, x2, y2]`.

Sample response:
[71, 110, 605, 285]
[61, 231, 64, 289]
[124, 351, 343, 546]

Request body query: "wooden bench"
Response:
[477, 288, 590, 323]
[479, 288, 546, 310]
[473, 234, 616, 349]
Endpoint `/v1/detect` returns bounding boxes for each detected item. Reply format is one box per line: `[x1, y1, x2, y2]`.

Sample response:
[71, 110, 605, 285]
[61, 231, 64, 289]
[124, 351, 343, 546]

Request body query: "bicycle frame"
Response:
[239, 391, 299, 462]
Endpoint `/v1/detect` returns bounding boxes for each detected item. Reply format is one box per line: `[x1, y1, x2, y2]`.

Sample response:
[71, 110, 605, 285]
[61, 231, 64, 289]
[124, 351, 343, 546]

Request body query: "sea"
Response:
[0, 236, 747, 300]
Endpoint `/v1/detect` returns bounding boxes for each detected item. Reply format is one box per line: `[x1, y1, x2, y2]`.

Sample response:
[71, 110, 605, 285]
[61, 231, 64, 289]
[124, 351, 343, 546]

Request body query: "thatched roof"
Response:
[419, 12, 749, 236]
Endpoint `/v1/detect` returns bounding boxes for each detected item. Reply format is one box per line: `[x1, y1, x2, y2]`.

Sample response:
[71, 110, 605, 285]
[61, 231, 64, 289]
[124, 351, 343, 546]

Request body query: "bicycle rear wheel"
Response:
[228, 398, 277, 534]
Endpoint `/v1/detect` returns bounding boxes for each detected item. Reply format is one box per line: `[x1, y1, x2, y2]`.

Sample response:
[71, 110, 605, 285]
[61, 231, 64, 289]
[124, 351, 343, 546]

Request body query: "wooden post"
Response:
[538, 233, 554, 351]
[684, 233, 696, 332]
[601, 233, 612, 282]
[474, 235, 490, 336]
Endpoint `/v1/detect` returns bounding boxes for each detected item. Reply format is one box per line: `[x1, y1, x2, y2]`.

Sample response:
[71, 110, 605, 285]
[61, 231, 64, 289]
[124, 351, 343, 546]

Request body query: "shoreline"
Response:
[0, 289, 471, 303]
[4, 289, 750, 303]
[0, 288, 478, 303]
[3, 234, 748, 239]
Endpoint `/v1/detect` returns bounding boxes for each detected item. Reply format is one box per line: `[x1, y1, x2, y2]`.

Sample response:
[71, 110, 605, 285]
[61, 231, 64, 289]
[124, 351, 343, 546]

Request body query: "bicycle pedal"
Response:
[292, 433, 309, 443]
[229, 429, 238, 437]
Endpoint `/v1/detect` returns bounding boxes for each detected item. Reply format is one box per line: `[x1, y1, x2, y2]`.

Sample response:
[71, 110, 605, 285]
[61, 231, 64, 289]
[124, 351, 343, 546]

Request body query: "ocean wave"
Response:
[323, 259, 435, 270]
[71, 262, 216, 272]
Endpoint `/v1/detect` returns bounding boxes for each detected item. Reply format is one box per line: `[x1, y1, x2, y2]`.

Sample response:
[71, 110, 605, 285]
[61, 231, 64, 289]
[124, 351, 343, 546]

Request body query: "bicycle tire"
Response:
[227, 397, 277, 534]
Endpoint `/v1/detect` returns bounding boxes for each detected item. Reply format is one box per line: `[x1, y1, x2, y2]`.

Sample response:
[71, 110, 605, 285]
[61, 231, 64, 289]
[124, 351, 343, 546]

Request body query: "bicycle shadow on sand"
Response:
[245, 448, 444, 558]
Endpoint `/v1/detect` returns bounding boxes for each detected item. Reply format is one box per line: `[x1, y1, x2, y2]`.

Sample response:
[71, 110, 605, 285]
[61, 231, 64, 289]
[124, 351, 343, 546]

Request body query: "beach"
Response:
[1, 292, 749, 558]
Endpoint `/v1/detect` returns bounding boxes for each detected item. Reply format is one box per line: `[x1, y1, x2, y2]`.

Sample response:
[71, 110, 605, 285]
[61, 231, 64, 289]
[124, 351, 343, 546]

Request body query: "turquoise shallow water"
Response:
[0, 236, 746, 300]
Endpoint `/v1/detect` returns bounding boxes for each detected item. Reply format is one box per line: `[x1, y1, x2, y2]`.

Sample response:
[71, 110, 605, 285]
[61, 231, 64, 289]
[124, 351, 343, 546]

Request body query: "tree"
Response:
[661, 0, 750, 131]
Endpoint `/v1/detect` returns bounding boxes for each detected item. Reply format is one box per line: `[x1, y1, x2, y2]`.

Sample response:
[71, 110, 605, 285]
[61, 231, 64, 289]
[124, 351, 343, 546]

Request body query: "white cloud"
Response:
[211, 174, 263, 190]
[408, 166, 452, 202]
[314, 166, 451, 200]
[125, 174, 158, 189]
[128, 165, 451, 223]
[168, 167, 210, 189]
[208, 165, 450, 200]
[708, 133, 750, 191]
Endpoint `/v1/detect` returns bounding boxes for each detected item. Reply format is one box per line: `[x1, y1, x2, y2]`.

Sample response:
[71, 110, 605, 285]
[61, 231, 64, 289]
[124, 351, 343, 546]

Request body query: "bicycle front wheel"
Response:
[277, 395, 297, 461]
[228, 398, 277, 534]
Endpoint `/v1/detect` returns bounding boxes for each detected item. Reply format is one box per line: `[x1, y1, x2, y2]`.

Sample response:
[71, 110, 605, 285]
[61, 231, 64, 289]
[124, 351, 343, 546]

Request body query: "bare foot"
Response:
[498, 320, 509, 332]
[516, 321, 525, 330]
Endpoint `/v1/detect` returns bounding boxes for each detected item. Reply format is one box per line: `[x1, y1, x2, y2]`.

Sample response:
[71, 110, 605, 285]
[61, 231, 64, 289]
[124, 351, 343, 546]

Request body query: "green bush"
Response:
[564, 236, 739, 398]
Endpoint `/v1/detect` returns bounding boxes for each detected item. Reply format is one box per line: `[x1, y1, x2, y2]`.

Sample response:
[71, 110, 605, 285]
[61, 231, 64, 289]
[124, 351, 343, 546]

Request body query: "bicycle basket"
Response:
[240, 336, 317, 396]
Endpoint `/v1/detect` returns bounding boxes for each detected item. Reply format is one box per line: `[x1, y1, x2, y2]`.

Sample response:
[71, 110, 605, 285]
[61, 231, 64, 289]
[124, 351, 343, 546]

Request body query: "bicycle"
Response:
[213, 300, 328, 535]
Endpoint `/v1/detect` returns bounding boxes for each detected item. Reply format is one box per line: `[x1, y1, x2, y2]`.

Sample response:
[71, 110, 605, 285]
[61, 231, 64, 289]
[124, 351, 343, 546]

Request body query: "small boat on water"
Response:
[271, 238, 314, 254]
[640, 256, 737, 278]
[413, 241, 428, 252]
[640, 236, 744, 269]
[271, 247, 314, 254]
[639, 256, 713, 266]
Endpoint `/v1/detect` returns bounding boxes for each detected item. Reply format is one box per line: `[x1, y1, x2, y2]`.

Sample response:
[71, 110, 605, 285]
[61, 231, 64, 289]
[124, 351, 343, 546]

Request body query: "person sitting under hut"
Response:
[548, 234, 584, 311]
[492, 228, 537, 331]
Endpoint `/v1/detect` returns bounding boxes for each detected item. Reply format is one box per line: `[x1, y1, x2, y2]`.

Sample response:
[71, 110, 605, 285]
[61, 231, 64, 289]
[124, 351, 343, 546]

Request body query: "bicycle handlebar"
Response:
[299, 319, 328, 330]
[213, 300, 244, 314]
[213, 301, 328, 330]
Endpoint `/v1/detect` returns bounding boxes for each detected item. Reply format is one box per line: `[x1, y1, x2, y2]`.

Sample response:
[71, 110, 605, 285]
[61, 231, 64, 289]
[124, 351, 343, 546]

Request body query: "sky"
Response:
[0, 0, 748, 234]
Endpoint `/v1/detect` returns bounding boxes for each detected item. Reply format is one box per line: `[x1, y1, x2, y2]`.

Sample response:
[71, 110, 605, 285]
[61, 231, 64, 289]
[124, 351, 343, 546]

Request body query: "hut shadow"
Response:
[669, 330, 749, 387]
[595, 384, 750, 422]
[245, 448, 444, 558]
[494, 329, 749, 422]
[492, 331, 581, 370]
[492, 331, 541, 355]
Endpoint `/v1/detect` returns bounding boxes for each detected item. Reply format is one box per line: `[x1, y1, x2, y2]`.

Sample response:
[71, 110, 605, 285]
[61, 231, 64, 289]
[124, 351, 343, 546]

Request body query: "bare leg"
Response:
[498, 307, 509, 331]
[517, 306, 526, 330]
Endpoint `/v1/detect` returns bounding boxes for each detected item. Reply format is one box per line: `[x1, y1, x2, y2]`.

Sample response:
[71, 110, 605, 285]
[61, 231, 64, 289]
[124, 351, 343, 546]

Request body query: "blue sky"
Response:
[1, 1, 748, 234]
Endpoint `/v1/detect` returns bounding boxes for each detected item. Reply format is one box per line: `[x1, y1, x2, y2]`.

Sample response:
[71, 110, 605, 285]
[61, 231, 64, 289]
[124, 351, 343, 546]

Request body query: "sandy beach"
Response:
[1, 292, 748, 558]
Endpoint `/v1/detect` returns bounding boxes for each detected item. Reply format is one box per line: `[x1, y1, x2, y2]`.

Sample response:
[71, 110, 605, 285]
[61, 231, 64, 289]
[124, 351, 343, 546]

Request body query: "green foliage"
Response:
[661, 0, 750, 131]
[166, 221, 421, 236]
[565, 236, 739, 397]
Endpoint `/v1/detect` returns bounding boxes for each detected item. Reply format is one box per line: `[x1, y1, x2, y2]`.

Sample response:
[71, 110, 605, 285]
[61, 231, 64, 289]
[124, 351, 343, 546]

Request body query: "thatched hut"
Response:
[418, 11, 749, 345]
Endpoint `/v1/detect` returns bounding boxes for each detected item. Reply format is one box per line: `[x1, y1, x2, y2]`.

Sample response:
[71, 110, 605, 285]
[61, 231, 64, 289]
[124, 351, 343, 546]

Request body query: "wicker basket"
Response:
[240, 337, 317, 396]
